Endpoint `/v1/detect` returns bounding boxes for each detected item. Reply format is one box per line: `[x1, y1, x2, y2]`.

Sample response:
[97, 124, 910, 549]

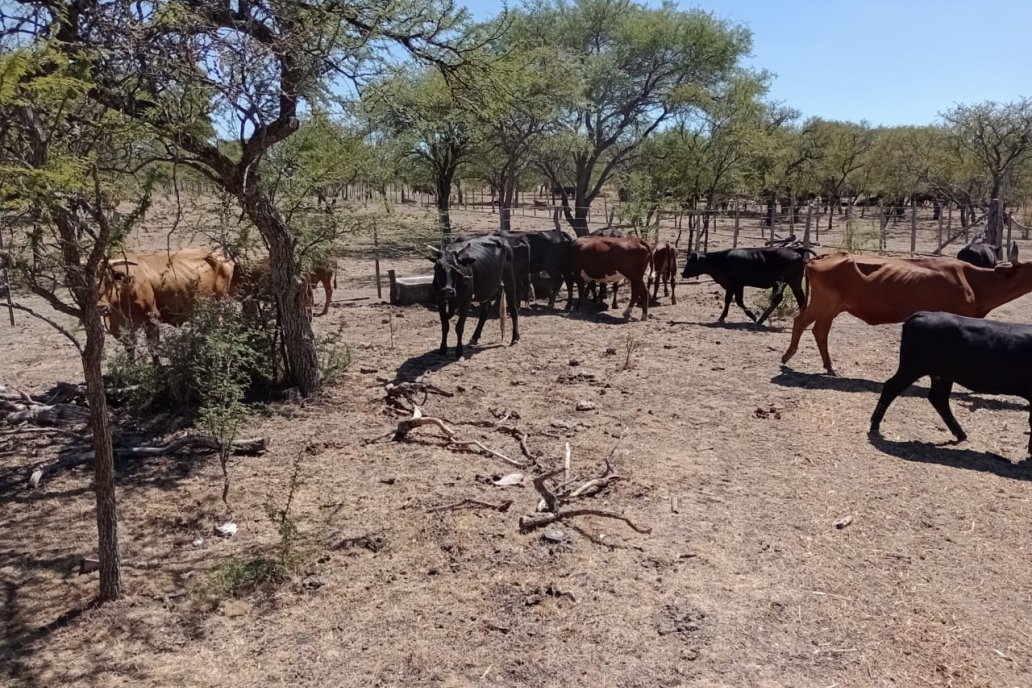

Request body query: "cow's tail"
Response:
[499, 284, 507, 343]
[333, 271, 337, 289]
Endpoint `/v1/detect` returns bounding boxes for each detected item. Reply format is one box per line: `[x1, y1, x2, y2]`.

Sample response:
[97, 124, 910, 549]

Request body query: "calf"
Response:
[681, 246, 812, 325]
[649, 243, 677, 305]
[430, 236, 520, 358]
[569, 236, 651, 320]
[586, 227, 627, 305]
[869, 311, 1032, 456]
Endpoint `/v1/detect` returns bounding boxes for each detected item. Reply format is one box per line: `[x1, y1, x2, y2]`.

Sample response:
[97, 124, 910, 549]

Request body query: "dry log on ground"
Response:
[5, 403, 90, 426]
[27, 435, 268, 487]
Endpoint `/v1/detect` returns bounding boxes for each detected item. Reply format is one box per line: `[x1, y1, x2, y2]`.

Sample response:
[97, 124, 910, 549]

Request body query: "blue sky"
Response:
[464, 0, 1032, 126]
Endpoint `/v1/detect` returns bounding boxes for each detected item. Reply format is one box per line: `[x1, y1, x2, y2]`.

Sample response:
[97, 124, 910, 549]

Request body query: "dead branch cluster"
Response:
[372, 378, 650, 540]
[1, 384, 267, 487]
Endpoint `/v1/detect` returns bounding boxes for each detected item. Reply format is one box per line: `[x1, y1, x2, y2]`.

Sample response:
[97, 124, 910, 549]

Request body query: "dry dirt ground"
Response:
[2, 202, 1032, 687]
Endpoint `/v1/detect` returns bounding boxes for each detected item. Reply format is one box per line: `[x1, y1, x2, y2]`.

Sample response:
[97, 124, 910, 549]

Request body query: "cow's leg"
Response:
[611, 282, 620, 310]
[870, 369, 924, 434]
[757, 283, 785, 326]
[781, 299, 826, 365]
[437, 304, 450, 355]
[669, 270, 676, 305]
[547, 271, 560, 309]
[812, 318, 836, 375]
[504, 276, 520, 345]
[454, 302, 469, 358]
[650, 270, 660, 303]
[319, 276, 332, 316]
[563, 271, 575, 311]
[718, 289, 733, 321]
[144, 320, 161, 366]
[734, 287, 758, 322]
[928, 376, 966, 442]
[788, 276, 807, 311]
[624, 276, 648, 320]
[468, 301, 490, 345]
[1027, 404, 1032, 457]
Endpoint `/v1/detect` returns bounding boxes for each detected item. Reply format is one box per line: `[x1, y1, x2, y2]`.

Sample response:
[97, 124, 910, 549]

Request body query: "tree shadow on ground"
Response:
[868, 433, 1032, 481]
[772, 367, 1027, 411]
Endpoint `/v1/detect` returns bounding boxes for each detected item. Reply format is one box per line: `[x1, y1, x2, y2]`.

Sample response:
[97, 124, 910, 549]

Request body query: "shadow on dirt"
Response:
[868, 433, 1032, 481]
[772, 367, 1027, 411]
[394, 344, 507, 381]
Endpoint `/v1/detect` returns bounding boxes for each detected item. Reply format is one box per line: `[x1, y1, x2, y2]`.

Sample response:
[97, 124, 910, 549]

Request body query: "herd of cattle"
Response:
[94, 229, 1032, 457]
[429, 229, 1032, 457]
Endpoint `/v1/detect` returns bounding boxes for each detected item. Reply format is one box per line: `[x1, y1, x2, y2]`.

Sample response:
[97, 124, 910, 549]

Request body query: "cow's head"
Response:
[681, 251, 706, 279]
[428, 243, 475, 302]
[97, 258, 137, 317]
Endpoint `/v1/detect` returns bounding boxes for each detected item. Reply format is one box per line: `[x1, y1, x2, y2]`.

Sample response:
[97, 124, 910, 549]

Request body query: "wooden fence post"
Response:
[878, 201, 886, 251]
[910, 196, 917, 254]
[802, 203, 813, 248]
[388, 269, 397, 305]
[373, 226, 383, 300]
[936, 207, 944, 254]
[732, 204, 741, 248]
[0, 209, 13, 326]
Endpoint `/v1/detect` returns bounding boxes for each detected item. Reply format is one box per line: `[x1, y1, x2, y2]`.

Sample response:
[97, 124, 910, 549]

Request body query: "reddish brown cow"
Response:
[569, 236, 651, 320]
[649, 242, 677, 305]
[98, 247, 235, 353]
[782, 251, 1032, 374]
[304, 264, 337, 317]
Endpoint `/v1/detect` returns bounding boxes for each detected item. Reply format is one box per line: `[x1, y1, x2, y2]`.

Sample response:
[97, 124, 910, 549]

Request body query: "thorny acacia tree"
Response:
[0, 46, 156, 601]
[3, 0, 474, 396]
[516, 0, 751, 235]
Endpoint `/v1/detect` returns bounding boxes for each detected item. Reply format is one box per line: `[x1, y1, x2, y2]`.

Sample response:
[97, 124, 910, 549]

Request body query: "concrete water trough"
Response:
[388, 270, 435, 306]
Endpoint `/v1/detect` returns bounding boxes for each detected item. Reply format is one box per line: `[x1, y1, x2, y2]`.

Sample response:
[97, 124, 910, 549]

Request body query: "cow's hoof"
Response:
[824, 369, 838, 377]
[867, 426, 881, 437]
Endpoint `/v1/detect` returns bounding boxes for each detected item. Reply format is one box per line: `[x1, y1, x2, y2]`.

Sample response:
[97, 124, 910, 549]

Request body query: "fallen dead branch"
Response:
[1, 426, 90, 443]
[519, 509, 652, 535]
[520, 440, 645, 537]
[4, 403, 90, 426]
[27, 434, 268, 487]
[380, 405, 531, 469]
[426, 498, 514, 513]
[384, 375, 454, 413]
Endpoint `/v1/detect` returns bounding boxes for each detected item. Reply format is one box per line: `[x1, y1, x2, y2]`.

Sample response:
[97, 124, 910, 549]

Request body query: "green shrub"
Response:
[316, 321, 351, 383]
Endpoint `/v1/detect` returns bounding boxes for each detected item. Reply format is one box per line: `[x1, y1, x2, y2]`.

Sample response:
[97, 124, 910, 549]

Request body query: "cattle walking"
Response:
[430, 236, 520, 358]
[569, 236, 651, 320]
[782, 252, 1032, 374]
[649, 243, 678, 305]
[680, 246, 811, 325]
[98, 247, 236, 356]
[870, 311, 1032, 456]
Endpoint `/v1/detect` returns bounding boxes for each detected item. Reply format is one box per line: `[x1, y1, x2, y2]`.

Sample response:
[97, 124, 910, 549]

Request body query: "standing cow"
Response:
[430, 236, 520, 358]
[569, 236, 651, 320]
[649, 243, 678, 305]
[98, 247, 236, 359]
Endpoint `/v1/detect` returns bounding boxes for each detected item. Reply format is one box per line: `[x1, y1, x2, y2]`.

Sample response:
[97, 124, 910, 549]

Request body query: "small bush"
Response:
[212, 555, 287, 597]
[317, 321, 351, 383]
[752, 287, 800, 322]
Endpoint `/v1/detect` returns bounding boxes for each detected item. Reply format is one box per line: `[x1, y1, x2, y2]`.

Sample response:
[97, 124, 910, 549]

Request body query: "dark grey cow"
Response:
[430, 236, 520, 358]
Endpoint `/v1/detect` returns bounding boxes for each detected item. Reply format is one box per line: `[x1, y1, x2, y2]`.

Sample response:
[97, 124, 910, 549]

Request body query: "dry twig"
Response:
[426, 498, 513, 513]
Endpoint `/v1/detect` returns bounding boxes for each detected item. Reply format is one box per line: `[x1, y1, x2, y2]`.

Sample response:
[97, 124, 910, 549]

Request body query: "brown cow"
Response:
[782, 251, 1032, 374]
[569, 236, 651, 320]
[304, 264, 337, 317]
[649, 243, 677, 305]
[232, 257, 336, 318]
[98, 247, 235, 351]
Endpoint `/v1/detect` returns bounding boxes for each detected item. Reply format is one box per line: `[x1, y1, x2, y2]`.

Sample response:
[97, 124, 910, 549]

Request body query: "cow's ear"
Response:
[457, 253, 476, 266]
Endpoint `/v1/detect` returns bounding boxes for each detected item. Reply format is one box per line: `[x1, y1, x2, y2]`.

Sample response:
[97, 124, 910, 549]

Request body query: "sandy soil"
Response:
[2, 200, 1032, 687]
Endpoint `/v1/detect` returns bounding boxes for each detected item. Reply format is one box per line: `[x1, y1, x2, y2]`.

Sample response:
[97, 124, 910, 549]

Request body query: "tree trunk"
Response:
[238, 184, 320, 396]
[435, 172, 454, 235]
[82, 303, 122, 601]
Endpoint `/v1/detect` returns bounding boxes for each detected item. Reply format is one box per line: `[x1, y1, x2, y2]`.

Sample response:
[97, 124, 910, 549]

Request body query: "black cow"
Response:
[681, 246, 813, 325]
[430, 236, 520, 358]
[519, 229, 574, 309]
[870, 311, 1032, 456]
[496, 232, 533, 306]
[957, 240, 996, 268]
